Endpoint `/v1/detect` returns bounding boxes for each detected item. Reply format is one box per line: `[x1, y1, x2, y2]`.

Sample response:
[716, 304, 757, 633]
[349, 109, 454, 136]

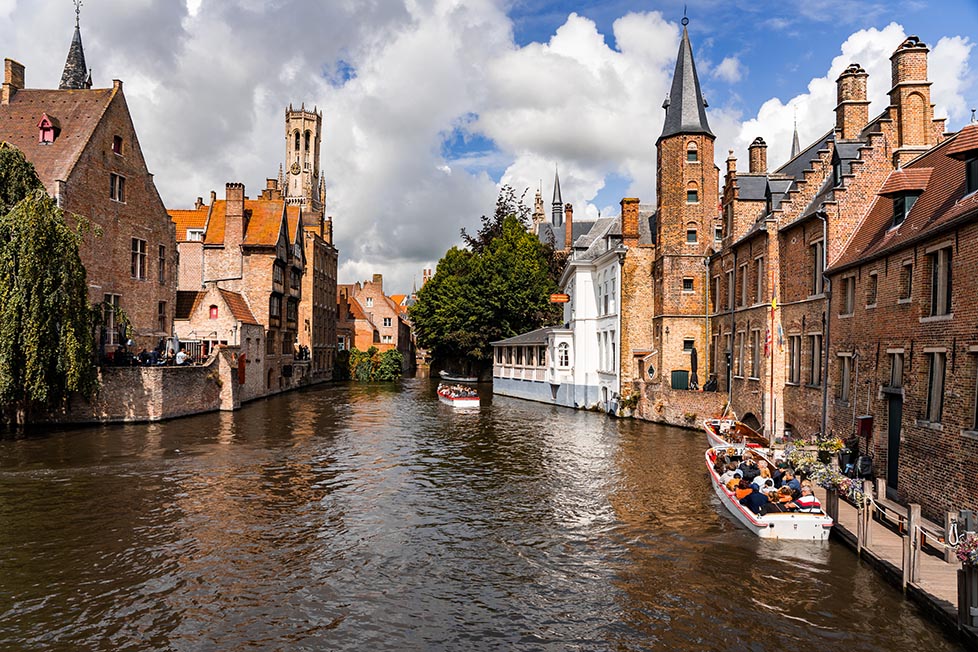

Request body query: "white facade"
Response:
[493, 218, 623, 412]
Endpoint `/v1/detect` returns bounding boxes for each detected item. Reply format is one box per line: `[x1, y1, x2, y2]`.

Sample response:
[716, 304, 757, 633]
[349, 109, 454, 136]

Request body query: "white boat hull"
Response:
[706, 448, 832, 540]
[438, 393, 480, 408]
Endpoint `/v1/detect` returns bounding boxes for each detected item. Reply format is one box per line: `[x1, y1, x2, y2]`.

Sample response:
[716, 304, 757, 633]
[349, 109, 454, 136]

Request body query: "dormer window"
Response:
[832, 158, 843, 187]
[892, 192, 919, 228]
[37, 113, 60, 144]
[967, 156, 978, 195]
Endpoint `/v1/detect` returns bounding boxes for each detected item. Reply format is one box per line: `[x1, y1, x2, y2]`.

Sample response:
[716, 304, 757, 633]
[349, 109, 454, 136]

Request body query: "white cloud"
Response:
[713, 56, 743, 83]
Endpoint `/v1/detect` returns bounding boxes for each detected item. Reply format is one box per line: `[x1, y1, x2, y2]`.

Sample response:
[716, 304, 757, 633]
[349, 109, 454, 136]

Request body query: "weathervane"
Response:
[74, 0, 82, 28]
[682, 4, 688, 26]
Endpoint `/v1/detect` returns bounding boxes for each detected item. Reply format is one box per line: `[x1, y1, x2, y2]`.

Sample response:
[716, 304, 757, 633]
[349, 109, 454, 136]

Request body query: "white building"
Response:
[493, 217, 625, 411]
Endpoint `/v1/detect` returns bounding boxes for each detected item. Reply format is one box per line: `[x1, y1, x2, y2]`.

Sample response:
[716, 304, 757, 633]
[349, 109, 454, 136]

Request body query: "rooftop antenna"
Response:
[971, 108, 976, 123]
[682, 5, 688, 26]
[74, 0, 82, 28]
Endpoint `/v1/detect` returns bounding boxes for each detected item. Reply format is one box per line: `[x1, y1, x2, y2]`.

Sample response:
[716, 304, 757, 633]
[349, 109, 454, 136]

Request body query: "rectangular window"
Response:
[838, 355, 852, 402]
[269, 295, 282, 318]
[516, 347, 524, 365]
[382, 335, 393, 344]
[266, 332, 276, 355]
[610, 332, 616, 372]
[686, 228, 697, 243]
[683, 338, 694, 352]
[286, 299, 297, 323]
[726, 269, 734, 309]
[282, 331, 294, 355]
[966, 157, 978, 194]
[750, 330, 760, 378]
[788, 335, 801, 384]
[926, 351, 946, 423]
[130, 238, 146, 279]
[157, 301, 166, 332]
[687, 189, 699, 203]
[899, 261, 913, 302]
[103, 293, 121, 346]
[755, 257, 765, 304]
[383, 317, 392, 327]
[712, 275, 720, 312]
[866, 272, 878, 307]
[186, 229, 204, 242]
[682, 277, 694, 293]
[366, 297, 374, 308]
[892, 194, 918, 227]
[158, 245, 166, 284]
[929, 247, 952, 316]
[714, 226, 723, 243]
[739, 264, 748, 307]
[110, 173, 126, 202]
[273, 265, 284, 286]
[506, 347, 513, 364]
[687, 147, 698, 162]
[538, 346, 546, 366]
[112, 135, 123, 155]
[811, 240, 824, 295]
[808, 334, 822, 386]
[889, 351, 904, 388]
[735, 332, 744, 377]
[610, 274, 616, 313]
[841, 276, 855, 315]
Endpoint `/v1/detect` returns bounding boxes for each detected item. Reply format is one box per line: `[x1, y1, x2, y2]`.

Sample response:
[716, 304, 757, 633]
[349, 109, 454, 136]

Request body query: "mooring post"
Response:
[945, 511, 957, 563]
[863, 480, 874, 549]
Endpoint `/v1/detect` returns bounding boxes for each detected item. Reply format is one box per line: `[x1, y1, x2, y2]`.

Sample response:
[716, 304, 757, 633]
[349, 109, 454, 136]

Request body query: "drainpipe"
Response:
[704, 254, 711, 383]
[817, 208, 831, 437]
[728, 250, 737, 407]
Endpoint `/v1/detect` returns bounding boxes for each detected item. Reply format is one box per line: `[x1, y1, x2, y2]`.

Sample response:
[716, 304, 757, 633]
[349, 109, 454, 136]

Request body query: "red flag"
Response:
[764, 328, 772, 358]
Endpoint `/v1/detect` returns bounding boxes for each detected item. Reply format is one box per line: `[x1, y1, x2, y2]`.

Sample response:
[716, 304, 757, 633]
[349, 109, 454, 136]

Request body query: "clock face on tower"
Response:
[290, 162, 301, 175]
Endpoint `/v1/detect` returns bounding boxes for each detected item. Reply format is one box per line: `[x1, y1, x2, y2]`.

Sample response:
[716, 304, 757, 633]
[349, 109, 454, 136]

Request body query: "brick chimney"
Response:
[325, 216, 333, 245]
[2, 59, 25, 105]
[621, 197, 640, 244]
[835, 63, 869, 141]
[889, 36, 937, 166]
[748, 137, 767, 174]
[564, 203, 574, 250]
[224, 183, 246, 246]
[372, 273, 383, 289]
[726, 150, 737, 175]
[194, 196, 204, 210]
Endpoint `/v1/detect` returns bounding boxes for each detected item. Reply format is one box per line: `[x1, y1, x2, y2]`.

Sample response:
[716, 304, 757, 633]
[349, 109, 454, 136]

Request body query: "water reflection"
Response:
[0, 380, 964, 651]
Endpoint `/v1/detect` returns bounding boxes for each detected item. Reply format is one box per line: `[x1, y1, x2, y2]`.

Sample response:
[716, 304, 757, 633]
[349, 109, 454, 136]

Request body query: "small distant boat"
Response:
[703, 418, 770, 449]
[437, 383, 480, 408]
[439, 370, 479, 383]
[706, 446, 833, 540]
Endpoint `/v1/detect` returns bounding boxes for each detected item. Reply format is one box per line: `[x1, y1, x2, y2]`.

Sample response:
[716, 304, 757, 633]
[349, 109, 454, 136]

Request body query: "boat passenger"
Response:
[757, 477, 777, 496]
[734, 479, 753, 502]
[718, 463, 740, 484]
[738, 458, 760, 483]
[739, 484, 770, 515]
[761, 486, 795, 514]
[780, 469, 801, 493]
[725, 477, 741, 492]
[786, 487, 822, 512]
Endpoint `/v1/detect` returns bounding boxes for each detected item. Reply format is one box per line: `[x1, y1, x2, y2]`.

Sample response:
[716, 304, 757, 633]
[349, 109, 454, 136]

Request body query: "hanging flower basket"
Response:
[957, 532, 978, 567]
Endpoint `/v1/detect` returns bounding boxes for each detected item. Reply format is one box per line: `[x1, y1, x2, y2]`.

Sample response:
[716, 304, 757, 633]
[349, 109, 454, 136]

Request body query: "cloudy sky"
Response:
[1, 0, 975, 293]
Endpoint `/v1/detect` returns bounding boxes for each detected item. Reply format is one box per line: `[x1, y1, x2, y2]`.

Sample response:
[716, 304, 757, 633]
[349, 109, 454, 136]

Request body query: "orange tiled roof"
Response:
[878, 168, 932, 196]
[169, 207, 208, 242]
[218, 289, 260, 325]
[241, 199, 286, 247]
[0, 87, 116, 194]
[946, 122, 978, 159]
[204, 200, 226, 245]
[390, 294, 406, 305]
[833, 132, 978, 270]
[175, 290, 204, 320]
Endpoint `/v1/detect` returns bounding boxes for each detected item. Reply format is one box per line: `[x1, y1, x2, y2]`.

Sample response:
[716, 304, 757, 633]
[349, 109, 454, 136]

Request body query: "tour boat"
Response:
[703, 418, 770, 449]
[437, 384, 480, 408]
[439, 370, 479, 383]
[706, 446, 833, 540]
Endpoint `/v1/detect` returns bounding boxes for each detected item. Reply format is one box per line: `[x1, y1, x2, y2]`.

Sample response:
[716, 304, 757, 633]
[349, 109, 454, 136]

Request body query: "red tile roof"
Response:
[878, 168, 932, 196]
[0, 87, 116, 193]
[241, 199, 286, 247]
[175, 290, 204, 320]
[218, 289, 260, 325]
[833, 132, 978, 271]
[946, 123, 978, 159]
[168, 207, 208, 242]
[204, 200, 227, 245]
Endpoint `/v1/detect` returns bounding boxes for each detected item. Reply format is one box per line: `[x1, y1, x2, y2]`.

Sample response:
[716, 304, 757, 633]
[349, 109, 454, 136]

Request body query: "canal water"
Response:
[0, 380, 963, 651]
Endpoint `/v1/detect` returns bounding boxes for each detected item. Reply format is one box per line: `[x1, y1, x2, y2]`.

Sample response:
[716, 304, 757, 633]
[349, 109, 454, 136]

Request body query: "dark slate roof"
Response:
[834, 141, 863, 176]
[573, 217, 617, 253]
[571, 220, 594, 242]
[492, 326, 559, 346]
[658, 26, 712, 142]
[768, 178, 793, 210]
[775, 129, 833, 181]
[59, 25, 91, 90]
[735, 175, 768, 202]
[791, 124, 801, 159]
[552, 167, 562, 204]
[638, 204, 656, 245]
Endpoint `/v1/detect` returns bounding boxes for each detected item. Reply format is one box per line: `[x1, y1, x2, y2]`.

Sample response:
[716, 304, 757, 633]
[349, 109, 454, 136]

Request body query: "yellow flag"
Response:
[771, 296, 777, 310]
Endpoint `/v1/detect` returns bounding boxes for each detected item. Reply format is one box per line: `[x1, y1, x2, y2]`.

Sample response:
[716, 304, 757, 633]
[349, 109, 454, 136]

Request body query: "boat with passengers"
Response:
[703, 417, 770, 450]
[437, 383, 480, 408]
[706, 445, 833, 540]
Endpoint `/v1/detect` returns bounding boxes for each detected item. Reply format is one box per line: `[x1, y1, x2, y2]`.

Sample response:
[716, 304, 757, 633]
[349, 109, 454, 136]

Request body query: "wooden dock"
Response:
[816, 485, 978, 650]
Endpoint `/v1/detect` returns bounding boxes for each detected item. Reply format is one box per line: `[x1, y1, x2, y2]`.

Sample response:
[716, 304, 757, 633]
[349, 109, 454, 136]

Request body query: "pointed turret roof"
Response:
[552, 166, 562, 205]
[659, 22, 712, 142]
[59, 9, 91, 91]
[790, 118, 801, 159]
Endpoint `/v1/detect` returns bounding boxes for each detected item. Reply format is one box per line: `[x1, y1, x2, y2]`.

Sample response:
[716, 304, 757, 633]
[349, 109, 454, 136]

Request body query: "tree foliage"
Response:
[334, 346, 403, 382]
[410, 186, 563, 371]
[0, 188, 98, 425]
[0, 142, 44, 215]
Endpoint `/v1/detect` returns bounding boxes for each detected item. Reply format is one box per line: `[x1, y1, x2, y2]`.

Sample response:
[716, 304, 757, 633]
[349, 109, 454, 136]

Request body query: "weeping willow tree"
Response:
[0, 144, 98, 426]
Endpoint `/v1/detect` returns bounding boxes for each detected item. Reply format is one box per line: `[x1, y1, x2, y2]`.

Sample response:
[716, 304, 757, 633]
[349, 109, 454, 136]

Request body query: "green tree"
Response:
[0, 142, 44, 215]
[0, 190, 98, 425]
[338, 346, 403, 382]
[411, 186, 562, 372]
[375, 349, 403, 381]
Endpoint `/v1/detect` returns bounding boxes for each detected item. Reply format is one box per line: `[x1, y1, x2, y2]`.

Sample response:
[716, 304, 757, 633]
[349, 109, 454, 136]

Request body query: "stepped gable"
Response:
[832, 129, 978, 271]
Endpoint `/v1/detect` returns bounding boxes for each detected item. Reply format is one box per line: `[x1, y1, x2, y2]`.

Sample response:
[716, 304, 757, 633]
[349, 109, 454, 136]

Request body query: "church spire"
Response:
[60, 1, 91, 90]
[658, 17, 712, 142]
[551, 165, 563, 227]
[790, 114, 801, 159]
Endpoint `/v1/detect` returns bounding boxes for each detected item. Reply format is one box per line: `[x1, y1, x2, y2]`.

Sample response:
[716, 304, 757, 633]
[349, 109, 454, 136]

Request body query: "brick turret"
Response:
[835, 63, 869, 141]
[888, 36, 940, 166]
[748, 137, 767, 174]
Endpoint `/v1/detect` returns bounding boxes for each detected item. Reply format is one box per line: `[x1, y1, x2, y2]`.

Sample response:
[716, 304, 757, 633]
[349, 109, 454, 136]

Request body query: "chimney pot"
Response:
[748, 137, 767, 174]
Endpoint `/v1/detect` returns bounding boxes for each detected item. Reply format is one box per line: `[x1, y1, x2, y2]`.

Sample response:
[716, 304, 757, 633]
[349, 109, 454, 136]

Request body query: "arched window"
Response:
[209, 305, 218, 319]
[304, 130, 311, 152]
[558, 342, 570, 367]
[686, 221, 698, 243]
[687, 182, 699, 204]
[294, 130, 301, 151]
[687, 142, 698, 162]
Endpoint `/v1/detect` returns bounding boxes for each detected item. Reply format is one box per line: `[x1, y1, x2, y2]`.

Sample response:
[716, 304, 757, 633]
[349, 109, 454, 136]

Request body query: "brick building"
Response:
[336, 275, 414, 372]
[0, 18, 176, 354]
[825, 120, 978, 519]
[169, 182, 308, 394]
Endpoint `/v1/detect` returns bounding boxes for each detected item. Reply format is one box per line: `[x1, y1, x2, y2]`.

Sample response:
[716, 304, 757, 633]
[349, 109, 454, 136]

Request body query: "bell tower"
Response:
[284, 104, 324, 218]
